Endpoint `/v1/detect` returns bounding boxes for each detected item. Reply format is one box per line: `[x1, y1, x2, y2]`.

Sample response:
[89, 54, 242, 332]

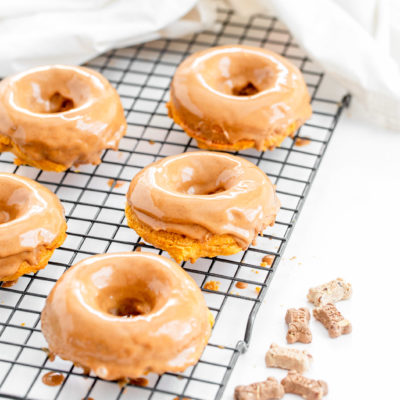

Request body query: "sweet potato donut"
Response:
[126, 151, 280, 263]
[167, 45, 312, 151]
[41, 252, 213, 380]
[0, 65, 127, 171]
[0, 173, 66, 282]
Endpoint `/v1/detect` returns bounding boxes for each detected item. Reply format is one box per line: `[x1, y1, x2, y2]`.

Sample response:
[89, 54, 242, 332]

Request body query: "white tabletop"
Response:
[224, 113, 400, 399]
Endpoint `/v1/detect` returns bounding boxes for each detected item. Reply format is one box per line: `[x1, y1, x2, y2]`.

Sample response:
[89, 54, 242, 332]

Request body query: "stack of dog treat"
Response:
[235, 278, 352, 400]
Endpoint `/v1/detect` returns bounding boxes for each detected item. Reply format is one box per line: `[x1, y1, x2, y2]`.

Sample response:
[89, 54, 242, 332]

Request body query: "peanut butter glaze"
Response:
[42, 371, 64, 386]
[0, 65, 126, 170]
[168, 45, 312, 150]
[41, 252, 212, 380]
[0, 173, 66, 280]
[127, 152, 280, 249]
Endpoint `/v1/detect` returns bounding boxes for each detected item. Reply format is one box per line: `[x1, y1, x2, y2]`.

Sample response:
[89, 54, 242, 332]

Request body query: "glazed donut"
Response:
[167, 45, 312, 151]
[126, 151, 280, 263]
[0, 173, 66, 282]
[0, 65, 126, 172]
[41, 252, 212, 380]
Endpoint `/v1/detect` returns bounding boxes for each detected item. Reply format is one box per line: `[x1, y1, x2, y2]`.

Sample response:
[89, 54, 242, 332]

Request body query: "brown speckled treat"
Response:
[281, 370, 328, 400]
[307, 278, 352, 306]
[313, 303, 352, 338]
[285, 308, 312, 344]
[235, 377, 284, 400]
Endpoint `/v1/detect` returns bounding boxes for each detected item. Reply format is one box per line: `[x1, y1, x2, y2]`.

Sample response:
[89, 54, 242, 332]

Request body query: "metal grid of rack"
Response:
[0, 5, 349, 400]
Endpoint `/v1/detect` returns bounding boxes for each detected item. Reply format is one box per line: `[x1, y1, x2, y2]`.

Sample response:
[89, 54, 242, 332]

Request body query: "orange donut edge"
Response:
[166, 102, 300, 152]
[1, 225, 67, 282]
[0, 134, 68, 172]
[125, 204, 243, 264]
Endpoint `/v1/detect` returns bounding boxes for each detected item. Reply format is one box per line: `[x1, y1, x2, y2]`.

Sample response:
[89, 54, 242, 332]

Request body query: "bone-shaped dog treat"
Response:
[234, 377, 285, 400]
[281, 370, 328, 400]
[313, 303, 352, 338]
[285, 308, 312, 344]
[265, 343, 313, 373]
[307, 278, 352, 306]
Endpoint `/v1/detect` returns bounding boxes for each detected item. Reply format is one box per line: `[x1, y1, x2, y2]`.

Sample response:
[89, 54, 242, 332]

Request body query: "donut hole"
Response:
[90, 261, 170, 319]
[12, 67, 92, 114]
[0, 185, 31, 224]
[200, 50, 279, 97]
[99, 287, 157, 319]
[48, 92, 75, 113]
[157, 153, 240, 196]
[232, 82, 259, 96]
[108, 296, 154, 318]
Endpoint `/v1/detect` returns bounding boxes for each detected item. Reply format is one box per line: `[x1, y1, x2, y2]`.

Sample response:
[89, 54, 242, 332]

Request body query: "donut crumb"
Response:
[235, 281, 248, 289]
[261, 255, 274, 266]
[294, 137, 311, 147]
[107, 179, 125, 189]
[204, 281, 220, 291]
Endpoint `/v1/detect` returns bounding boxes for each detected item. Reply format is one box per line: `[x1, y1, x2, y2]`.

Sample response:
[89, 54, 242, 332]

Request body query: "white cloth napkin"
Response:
[229, 0, 400, 130]
[0, 0, 215, 75]
[0, 0, 399, 130]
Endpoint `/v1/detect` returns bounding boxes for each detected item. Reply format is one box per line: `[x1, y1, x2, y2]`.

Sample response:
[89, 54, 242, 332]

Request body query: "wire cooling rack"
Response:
[0, 5, 349, 400]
